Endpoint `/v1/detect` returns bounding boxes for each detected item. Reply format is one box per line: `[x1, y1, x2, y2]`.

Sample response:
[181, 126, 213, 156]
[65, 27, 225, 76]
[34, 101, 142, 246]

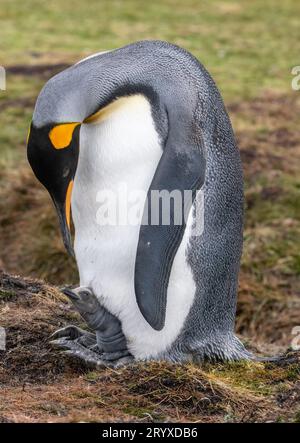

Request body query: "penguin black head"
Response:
[27, 122, 81, 256]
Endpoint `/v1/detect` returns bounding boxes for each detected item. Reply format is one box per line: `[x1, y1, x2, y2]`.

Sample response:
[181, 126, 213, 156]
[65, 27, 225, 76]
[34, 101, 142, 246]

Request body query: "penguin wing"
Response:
[135, 125, 205, 331]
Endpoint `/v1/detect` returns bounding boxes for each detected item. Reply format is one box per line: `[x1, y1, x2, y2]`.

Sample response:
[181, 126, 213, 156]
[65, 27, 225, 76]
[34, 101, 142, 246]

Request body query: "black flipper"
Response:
[135, 124, 205, 331]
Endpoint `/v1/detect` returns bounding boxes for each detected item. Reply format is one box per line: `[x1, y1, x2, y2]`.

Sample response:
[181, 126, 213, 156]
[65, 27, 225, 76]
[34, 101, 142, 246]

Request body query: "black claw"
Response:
[49, 338, 70, 350]
[255, 355, 283, 363]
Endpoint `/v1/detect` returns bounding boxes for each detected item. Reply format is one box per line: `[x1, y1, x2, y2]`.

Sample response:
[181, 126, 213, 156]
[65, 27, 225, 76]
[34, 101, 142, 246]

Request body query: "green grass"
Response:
[244, 176, 300, 272]
[0, 0, 299, 164]
[0, 0, 299, 99]
[0, 74, 43, 168]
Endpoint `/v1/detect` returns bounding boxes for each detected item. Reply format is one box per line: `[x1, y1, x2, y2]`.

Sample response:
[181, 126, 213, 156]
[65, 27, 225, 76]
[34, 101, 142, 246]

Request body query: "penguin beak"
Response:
[27, 122, 80, 258]
[52, 180, 75, 257]
[62, 287, 80, 301]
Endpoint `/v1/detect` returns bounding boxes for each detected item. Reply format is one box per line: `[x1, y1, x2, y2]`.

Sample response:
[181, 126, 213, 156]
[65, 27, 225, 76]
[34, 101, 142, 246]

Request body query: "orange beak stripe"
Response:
[26, 125, 31, 144]
[65, 180, 74, 229]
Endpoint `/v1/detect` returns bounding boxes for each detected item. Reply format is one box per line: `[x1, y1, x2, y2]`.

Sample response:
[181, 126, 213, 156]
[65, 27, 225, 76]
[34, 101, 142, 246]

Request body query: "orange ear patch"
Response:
[49, 123, 80, 149]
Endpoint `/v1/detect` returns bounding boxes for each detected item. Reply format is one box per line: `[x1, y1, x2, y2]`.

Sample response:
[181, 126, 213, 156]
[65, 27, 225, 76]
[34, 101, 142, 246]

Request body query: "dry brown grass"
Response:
[0, 168, 77, 284]
[0, 271, 299, 423]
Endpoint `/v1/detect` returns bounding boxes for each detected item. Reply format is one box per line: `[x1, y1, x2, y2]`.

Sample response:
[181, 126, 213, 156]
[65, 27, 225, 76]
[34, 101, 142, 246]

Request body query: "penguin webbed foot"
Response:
[254, 349, 300, 367]
[50, 325, 98, 351]
[50, 329, 133, 368]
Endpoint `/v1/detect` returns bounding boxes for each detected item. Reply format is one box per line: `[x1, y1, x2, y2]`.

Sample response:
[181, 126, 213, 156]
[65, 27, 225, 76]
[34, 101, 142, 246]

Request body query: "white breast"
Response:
[72, 95, 196, 359]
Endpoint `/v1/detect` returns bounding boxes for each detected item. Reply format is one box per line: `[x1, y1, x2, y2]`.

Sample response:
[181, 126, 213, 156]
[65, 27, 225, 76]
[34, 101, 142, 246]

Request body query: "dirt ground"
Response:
[0, 271, 299, 423]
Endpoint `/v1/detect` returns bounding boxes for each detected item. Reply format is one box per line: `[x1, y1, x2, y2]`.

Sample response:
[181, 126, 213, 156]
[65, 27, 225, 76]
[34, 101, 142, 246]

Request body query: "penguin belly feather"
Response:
[71, 94, 196, 360]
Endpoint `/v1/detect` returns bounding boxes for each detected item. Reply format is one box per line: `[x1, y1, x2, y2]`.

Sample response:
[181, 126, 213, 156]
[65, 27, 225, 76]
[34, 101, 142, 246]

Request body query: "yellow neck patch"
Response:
[83, 95, 145, 125]
[49, 123, 80, 149]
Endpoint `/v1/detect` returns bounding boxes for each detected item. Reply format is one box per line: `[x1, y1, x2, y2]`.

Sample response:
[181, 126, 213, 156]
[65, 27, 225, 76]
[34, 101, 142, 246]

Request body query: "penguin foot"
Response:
[254, 350, 300, 366]
[50, 325, 97, 349]
[50, 325, 101, 366]
[50, 328, 134, 368]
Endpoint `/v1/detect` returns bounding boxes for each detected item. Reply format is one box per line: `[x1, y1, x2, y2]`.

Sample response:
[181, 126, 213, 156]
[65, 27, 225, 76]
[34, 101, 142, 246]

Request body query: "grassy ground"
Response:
[0, 0, 300, 422]
[1, 0, 300, 99]
[1, 272, 299, 423]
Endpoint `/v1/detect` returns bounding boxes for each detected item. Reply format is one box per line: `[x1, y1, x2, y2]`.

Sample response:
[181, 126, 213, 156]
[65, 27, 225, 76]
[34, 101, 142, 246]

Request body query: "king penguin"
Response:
[27, 40, 252, 367]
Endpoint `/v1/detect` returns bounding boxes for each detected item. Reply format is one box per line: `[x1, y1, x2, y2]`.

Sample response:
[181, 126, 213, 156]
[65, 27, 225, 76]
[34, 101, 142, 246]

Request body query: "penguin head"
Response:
[27, 121, 81, 256]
